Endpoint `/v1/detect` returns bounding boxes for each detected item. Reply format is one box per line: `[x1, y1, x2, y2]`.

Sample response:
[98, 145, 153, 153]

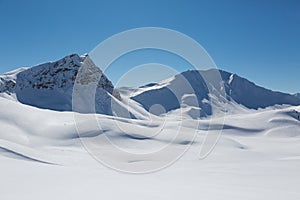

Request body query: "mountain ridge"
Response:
[0, 53, 121, 114]
[1, 54, 299, 118]
[131, 69, 300, 117]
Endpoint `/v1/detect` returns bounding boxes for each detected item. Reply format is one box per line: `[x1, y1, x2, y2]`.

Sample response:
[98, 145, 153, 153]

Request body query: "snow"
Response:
[228, 73, 235, 84]
[1, 54, 120, 114]
[131, 69, 300, 118]
[0, 67, 27, 94]
[0, 95, 300, 199]
[0, 56, 300, 199]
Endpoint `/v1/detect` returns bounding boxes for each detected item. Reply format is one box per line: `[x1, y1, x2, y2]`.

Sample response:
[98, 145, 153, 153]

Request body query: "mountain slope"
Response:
[0, 90, 300, 200]
[222, 71, 300, 109]
[0, 54, 121, 115]
[1, 55, 299, 118]
[131, 69, 300, 117]
[0, 67, 28, 94]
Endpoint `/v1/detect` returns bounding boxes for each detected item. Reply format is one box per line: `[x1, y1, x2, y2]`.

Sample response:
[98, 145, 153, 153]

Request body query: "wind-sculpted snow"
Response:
[0, 54, 300, 199]
[0, 95, 300, 200]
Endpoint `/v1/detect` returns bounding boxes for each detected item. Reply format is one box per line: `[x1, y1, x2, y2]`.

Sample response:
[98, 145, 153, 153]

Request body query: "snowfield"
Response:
[0, 54, 300, 199]
[0, 97, 300, 200]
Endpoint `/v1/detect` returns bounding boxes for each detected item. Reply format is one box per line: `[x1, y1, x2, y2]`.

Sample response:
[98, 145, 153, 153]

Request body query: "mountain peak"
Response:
[131, 68, 300, 118]
[0, 53, 120, 114]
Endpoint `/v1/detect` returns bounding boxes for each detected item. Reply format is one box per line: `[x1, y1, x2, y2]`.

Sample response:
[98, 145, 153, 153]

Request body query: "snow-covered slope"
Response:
[131, 69, 300, 118]
[1, 56, 299, 118]
[294, 93, 300, 98]
[222, 71, 300, 109]
[0, 95, 299, 200]
[1, 53, 300, 200]
[0, 54, 121, 115]
[0, 56, 300, 199]
[0, 67, 28, 94]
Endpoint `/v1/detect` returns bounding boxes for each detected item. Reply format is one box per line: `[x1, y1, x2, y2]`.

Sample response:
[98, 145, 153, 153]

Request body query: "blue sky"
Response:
[0, 0, 299, 93]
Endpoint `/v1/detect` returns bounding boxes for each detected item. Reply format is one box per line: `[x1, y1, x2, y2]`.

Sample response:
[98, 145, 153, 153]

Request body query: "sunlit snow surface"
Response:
[1, 54, 300, 199]
[0, 97, 299, 200]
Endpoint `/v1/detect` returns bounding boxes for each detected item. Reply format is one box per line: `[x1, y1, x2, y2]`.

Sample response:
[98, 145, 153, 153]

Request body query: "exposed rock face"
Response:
[0, 54, 121, 114]
[16, 54, 82, 91]
[2, 57, 299, 118]
[0, 79, 16, 93]
[0, 68, 28, 94]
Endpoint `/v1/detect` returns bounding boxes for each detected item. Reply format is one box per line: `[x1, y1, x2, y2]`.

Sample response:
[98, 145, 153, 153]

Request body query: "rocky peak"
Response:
[17, 54, 86, 91]
[0, 54, 121, 114]
[12, 53, 120, 97]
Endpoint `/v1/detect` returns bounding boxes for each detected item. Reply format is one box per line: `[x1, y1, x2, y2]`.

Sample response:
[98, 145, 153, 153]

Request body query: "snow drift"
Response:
[0, 54, 300, 199]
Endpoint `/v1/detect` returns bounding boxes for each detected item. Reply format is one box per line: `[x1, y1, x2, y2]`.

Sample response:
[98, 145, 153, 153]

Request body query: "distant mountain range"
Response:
[1, 54, 299, 118]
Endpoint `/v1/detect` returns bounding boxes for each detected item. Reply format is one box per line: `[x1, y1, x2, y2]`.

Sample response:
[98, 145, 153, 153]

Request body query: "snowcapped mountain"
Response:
[131, 69, 300, 117]
[1, 54, 300, 118]
[1, 54, 300, 199]
[221, 71, 300, 109]
[0, 54, 121, 114]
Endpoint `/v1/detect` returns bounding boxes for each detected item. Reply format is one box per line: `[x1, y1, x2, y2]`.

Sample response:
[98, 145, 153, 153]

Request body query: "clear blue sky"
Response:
[0, 0, 299, 93]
